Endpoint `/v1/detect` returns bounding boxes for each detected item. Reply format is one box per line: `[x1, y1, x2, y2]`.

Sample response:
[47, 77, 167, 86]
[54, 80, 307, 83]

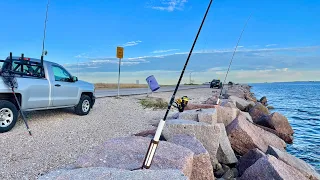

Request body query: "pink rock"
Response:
[74, 136, 194, 178]
[215, 123, 238, 165]
[267, 146, 320, 180]
[175, 108, 218, 125]
[163, 119, 221, 168]
[185, 103, 217, 110]
[256, 124, 293, 144]
[39, 167, 188, 180]
[203, 96, 219, 105]
[244, 93, 257, 102]
[226, 114, 286, 155]
[215, 106, 240, 126]
[228, 96, 251, 111]
[240, 155, 308, 180]
[237, 148, 266, 176]
[248, 102, 269, 123]
[178, 110, 200, 121]
[168, 134, 214, 180]
[266, 112, 294, 136]
[220, 101, 237, 109]
[134, 129, 156, 137]
[197, 109, 217, 125]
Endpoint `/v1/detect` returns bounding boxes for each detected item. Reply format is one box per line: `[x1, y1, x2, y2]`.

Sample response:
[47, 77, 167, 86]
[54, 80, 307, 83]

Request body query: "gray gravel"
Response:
[0, 87, 215, 180]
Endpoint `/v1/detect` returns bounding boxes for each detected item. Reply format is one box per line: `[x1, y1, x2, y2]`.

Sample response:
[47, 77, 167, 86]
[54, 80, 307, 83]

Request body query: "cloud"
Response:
[276, 68, 288, 72]
[171, 46, 320, 56]
[64, 56, 150, 71]
[266, 44, 277, 47]
[206, 67, 227, 72]
[65, 45, 320, 85]
[148, 0, 188, 12]
[151, 49, 179, 54]
[74, 53, 89, 59]
[122, 40, 142, 47]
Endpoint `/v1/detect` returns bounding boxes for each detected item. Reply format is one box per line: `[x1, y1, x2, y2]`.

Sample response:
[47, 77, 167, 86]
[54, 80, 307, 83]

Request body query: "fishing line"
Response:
[216, 14, 252, 104]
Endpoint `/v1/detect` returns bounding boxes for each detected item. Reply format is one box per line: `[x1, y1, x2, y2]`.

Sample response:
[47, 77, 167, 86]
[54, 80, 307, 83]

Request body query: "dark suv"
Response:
[210, 79, 222, 88]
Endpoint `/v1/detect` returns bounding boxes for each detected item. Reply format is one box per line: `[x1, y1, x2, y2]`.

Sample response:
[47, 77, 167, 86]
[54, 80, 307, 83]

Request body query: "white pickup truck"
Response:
[0, 55, 96, 133]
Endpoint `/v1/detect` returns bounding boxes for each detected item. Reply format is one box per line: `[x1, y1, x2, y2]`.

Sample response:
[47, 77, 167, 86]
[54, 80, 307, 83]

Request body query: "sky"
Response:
[0, 0, 320, 84]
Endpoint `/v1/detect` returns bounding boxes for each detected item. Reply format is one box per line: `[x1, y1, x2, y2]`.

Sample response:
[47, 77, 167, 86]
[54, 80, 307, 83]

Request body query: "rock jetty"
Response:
[39, 84, 320, 180]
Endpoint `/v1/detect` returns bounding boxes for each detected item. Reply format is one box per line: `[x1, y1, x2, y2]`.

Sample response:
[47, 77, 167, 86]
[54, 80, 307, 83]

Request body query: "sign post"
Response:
[117, 46, 124, 97]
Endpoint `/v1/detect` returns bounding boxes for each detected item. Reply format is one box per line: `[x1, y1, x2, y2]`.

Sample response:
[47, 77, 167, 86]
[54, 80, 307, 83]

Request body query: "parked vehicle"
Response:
[210, 79, 222, 89]
[0, 56, 95, 133]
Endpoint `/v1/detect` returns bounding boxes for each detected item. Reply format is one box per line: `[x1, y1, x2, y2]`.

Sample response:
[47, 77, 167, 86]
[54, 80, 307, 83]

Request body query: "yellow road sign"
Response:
[117, 46, 124, 59]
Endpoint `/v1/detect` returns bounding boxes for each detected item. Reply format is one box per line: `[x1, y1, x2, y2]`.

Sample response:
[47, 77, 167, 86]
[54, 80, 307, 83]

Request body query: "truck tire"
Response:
[0, 100, 18, 133]
[75, 95, 92, 116]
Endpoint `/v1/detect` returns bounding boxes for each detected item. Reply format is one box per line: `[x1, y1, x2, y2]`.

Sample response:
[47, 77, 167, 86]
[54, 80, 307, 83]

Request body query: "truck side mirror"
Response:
[72, 76, 78, 82]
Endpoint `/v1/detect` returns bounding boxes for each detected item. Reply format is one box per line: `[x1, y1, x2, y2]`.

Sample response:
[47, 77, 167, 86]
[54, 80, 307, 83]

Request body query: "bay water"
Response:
[250, 82, 320, 172]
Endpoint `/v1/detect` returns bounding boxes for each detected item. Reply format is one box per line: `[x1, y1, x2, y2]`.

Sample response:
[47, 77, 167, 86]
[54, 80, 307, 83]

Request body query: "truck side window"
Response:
[52, 65, 71, 82]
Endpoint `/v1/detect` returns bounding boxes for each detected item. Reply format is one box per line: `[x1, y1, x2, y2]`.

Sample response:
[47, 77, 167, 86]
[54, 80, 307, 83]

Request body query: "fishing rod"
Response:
[140, 0, 213, 170]
[216, 14, 252, 105]
[40, 0, 50, 77]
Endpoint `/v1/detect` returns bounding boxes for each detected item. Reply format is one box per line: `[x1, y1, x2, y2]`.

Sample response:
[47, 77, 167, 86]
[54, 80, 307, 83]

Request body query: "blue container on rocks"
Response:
[146, 75, 160, 92]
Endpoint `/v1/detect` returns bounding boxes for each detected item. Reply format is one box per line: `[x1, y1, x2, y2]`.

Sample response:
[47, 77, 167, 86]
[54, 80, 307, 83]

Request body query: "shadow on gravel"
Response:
[17, 108, 77, 122]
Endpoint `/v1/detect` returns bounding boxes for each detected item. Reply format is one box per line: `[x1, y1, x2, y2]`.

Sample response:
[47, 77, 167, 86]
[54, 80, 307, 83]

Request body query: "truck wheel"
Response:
[75, 95, 92, 116]
[0, 100, 18, 133]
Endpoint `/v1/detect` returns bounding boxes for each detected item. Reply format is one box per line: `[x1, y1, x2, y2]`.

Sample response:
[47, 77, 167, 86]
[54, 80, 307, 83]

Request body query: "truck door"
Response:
[16, 78, 50, 109]
[51, 65, 79, 107]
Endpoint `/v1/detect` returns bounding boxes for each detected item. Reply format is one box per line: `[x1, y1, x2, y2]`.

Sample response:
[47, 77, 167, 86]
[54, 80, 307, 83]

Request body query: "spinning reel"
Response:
[173, 96, 189, 112]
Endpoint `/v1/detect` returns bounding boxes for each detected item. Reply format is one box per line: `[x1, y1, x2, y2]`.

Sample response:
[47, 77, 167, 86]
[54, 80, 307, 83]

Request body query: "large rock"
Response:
[259, 96, 268, 106]
[240, 155, 308, 180]
[74, 136, 194, 178]
[222, 168, 235, 179]
[197, 108, 218, 125]
[215, 106, 240, 126]
[168, 134, 214, 180]
[163, 119, 221, 167]
[215, 123, 238, 165]
[248, 102, 269, 123]
[134, 128, 156, 138]
[224, 89, 245, 99]
[267, 146, 320, 180]
[228, 96, 251, 111]
[239, 111, 253, 123]
[178, 108, 218, 125]
[203, 96, 219, 105]
[237, 148, 266, 176]
[226, 114, 286, 155]
[133, 129, 166, 141]
[244, 93, 257, 102]
[256, 124, 293, 144]
[260, 112, 294, 138]
[38, 167, 188, 180]
[219, 99, 237, 108]
[185, 103, 217, 110]
[178, 110, 200, 121]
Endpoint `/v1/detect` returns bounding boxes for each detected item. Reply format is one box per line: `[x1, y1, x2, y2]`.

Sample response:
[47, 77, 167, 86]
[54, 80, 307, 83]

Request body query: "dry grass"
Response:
[139, 97, 168, 110]
[94, 83, 148, 89]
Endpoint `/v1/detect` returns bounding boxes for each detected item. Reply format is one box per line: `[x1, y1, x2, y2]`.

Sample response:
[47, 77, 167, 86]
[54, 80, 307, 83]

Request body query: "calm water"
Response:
[250, 82, 320, 173]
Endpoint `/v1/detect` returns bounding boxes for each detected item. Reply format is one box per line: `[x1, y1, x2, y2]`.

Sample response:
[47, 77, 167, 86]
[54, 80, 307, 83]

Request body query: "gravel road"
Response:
[0, 87, 217, 180]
